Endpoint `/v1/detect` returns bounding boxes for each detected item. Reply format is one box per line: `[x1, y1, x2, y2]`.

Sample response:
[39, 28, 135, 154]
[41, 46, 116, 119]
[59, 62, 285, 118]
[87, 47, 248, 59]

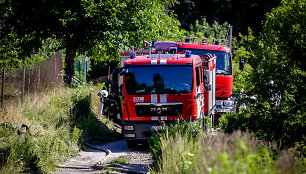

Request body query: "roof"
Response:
[124, 54, 200, 66]
[155, 41, 231, 52]
[178, 43, 230, 52]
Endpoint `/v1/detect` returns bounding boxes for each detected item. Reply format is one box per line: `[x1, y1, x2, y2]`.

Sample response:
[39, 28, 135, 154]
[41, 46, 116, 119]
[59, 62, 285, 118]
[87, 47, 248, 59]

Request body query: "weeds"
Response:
[105, 155, 128, 168]
[150, 121, 305, 174]
[0, 85, 119, 173]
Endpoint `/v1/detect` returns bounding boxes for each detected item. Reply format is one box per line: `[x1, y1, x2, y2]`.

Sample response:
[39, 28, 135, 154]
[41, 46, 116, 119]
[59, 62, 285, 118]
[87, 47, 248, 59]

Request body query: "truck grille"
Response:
[135, 103, 183, 117]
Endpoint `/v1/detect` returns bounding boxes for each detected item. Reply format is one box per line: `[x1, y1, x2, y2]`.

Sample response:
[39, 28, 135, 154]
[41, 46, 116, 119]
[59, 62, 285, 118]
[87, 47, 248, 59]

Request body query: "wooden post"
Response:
[1, 68, 5, 109]
[27, 70, 30, 94]
[37, 63, 40, 93]
[54, 53, 57, 85]
[21, 67, 25, 103]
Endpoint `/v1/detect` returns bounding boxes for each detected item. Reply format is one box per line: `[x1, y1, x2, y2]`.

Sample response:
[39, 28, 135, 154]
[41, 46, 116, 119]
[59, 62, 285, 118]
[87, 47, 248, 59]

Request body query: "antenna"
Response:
[226, 25, 233, 51]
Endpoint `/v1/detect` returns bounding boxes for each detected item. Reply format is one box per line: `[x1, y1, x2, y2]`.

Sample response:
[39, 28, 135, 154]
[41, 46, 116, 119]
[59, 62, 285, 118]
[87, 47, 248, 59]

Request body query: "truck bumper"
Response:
[122, 121, 173, 140]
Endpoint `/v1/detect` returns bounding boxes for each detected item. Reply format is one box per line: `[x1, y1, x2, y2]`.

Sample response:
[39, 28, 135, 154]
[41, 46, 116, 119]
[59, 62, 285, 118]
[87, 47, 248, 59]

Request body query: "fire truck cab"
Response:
[120, 52, 216, 147]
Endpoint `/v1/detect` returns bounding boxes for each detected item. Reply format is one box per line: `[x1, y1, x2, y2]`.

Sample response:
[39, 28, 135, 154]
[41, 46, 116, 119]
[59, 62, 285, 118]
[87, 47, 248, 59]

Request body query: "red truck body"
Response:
[154, 40, 234, 114]
[121, 53, 216, 141]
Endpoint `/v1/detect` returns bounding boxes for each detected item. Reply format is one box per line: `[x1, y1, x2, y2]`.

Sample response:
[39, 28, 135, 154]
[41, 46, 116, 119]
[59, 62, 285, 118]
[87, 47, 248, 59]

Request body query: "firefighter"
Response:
[105, 86, 122, 124]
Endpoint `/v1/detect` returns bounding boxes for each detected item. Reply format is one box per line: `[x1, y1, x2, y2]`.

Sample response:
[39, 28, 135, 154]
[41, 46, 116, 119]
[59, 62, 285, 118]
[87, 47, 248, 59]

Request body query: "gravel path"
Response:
[53, 140, 153, 174]
[53, 148, 107, 174]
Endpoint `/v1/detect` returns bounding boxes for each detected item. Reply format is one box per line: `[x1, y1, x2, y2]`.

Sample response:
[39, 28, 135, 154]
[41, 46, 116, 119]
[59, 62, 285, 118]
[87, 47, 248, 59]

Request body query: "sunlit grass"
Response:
[150, 121, 305, 174]
[0, 84, 119, 173]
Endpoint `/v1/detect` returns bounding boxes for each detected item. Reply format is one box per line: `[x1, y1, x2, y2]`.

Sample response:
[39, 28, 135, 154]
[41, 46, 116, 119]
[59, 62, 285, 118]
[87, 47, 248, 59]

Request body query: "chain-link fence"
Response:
[0, 51, 63, 110]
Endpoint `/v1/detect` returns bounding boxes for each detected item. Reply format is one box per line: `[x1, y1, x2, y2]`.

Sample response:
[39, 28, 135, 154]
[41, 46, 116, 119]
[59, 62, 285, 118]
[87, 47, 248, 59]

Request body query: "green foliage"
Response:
[69, 86, 120, 141]
[71, 88, 91, 121]
[232, 56, 253, 97]
[171, 0, 281, 34]
[1, 0, 183, 83]
[24, 38, 62, 66]
[151, 126, 280, 174]
[87, 59, 119, 81]
[219, 111, 248, 133]
[86, 0, 183, 59]
[219, 0, 305, 149]
[0, 31, 20, 70]
[0, 85, 119, 173]
[188, 17, 229, 39]
[237, 0, 306, 148]
[150, 120, 203, 172]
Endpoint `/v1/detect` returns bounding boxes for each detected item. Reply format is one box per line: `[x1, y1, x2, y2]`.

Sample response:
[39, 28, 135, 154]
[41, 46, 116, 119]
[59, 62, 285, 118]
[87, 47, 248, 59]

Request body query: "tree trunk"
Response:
[64, 45, 76, 84]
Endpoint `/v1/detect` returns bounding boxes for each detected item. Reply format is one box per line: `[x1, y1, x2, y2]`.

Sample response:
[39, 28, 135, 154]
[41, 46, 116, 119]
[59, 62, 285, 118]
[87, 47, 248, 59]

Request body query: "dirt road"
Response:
[53, 140, 153, 174]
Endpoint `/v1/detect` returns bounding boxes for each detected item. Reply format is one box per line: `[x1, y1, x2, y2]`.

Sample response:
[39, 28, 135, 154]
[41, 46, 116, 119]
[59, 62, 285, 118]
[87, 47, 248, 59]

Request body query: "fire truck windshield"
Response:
[178, 48, 232, 75]
[125, 65, 193, 95]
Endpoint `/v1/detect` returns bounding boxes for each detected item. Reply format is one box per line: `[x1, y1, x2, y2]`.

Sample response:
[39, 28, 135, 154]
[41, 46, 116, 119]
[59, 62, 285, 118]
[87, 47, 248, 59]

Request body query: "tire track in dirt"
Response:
[54, 140, 153, 174]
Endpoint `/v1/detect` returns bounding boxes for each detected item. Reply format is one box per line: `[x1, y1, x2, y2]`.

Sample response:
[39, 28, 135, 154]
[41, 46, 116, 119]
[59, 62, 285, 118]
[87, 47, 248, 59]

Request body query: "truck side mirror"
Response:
[239, 58, 245, 71]
[120, 68, 128, 76]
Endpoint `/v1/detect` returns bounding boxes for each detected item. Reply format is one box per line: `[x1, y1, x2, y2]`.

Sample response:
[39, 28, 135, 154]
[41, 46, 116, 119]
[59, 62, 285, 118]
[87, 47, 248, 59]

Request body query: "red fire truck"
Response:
[119, 52, 216, 147]
[153, 27, 235, 116]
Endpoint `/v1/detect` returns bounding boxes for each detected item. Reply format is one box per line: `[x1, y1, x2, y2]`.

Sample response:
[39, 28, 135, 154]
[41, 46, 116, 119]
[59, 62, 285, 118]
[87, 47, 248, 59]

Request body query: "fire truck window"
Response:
[196, 68, 200, 87]
[178, 48, 232, 75]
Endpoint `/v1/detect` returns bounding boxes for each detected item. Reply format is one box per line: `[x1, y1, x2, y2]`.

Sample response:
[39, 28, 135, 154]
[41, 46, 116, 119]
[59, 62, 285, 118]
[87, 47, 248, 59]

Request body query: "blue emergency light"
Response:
[215, 41, 220, 45]
[185, 38, 190, 43]
[130, 52, 136, 58]
[185, 51, 191, 57]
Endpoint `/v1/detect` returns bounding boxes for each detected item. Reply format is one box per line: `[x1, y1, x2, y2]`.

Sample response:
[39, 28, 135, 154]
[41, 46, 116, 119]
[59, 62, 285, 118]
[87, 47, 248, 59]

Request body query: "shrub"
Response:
[0, 85, 119, 173]
[151, 128, 280, 174]
[150, 120, 204, 172]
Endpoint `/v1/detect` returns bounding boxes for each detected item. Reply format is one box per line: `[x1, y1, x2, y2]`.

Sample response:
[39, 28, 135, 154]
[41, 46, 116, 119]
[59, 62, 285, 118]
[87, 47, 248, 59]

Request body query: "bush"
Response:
[0, 85, 119, 173]
[150, 120, 203, 172]
[71, 88, 92, 121]
[151, 126, 280, 174]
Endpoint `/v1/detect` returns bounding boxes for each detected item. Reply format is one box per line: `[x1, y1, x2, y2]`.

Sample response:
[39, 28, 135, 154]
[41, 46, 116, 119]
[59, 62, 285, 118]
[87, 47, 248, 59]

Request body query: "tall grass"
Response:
[150, 121, 305, 174]
[0, 85, 119, 173]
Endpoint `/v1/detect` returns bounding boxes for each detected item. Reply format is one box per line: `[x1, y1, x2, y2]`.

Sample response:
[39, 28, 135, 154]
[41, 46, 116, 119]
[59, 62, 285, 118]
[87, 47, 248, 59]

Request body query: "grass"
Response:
[0, 84, 120, 173]
[105, 155, 128, 168]
[150, 121, 306, 174]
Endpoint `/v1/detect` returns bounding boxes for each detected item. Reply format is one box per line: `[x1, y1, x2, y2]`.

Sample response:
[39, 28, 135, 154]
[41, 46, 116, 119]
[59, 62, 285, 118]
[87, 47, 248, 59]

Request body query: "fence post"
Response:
[54, 53, 57, 85]
[1, 68, 5, 109]
[21, 66, 25, 103]
[37, 63, 40, 93]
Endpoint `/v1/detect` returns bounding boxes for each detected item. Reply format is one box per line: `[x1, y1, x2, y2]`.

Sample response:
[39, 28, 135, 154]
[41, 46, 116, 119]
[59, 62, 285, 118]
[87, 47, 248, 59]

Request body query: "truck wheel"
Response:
[126, 140, 137, 149]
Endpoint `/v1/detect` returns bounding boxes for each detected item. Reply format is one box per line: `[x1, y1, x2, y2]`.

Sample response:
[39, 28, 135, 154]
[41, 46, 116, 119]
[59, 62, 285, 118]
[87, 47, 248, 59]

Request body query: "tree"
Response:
[221, 0, 306, 147]
[86, 0, 183, 80]
[187, 17, 229, 39]
[171, 0, 281, 34]
[0, 31, 19, 69]
[56, 0, 183, 83]
[1, 0, 182, 83]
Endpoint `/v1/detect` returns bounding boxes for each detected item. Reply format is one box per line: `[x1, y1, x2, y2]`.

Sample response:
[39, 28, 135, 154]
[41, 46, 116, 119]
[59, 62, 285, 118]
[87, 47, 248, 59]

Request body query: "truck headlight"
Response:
[216, 100, 223, 106]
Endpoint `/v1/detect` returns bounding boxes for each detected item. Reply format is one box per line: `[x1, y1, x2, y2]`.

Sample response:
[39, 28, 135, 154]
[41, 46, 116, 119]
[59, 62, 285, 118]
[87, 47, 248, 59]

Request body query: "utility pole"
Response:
[228, 25, 233, 51]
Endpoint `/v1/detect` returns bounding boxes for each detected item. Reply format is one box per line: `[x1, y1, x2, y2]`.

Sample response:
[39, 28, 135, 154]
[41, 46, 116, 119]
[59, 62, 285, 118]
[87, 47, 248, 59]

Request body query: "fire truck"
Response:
[153, 26, 235, 117]
[118, 52, 216, 147]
